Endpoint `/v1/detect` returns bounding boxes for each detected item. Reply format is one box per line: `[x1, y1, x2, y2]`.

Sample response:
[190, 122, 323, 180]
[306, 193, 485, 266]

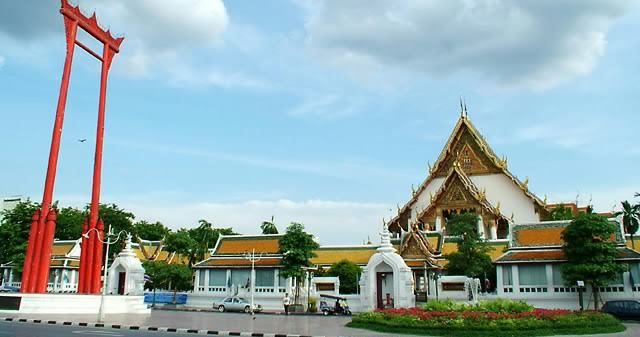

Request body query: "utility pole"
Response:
[243, 249, 262, 314]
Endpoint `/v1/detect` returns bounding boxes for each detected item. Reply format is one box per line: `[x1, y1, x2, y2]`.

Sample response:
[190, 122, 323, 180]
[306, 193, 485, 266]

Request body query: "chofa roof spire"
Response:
[459, 97, 468, 118]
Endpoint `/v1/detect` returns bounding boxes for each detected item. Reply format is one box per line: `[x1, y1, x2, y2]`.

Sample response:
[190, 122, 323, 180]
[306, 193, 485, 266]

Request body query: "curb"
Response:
[152, 307, 328, 317]
[0, 316, 337, 337]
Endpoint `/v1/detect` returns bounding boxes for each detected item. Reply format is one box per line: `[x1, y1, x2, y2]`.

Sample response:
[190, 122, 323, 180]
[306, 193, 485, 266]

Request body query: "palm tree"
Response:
[615, 201, 640, 249]
[260, 216, 278, 234]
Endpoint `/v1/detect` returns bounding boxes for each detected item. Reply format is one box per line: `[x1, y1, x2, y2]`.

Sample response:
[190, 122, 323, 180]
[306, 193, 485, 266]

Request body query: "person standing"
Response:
[283, 293, 290, 315]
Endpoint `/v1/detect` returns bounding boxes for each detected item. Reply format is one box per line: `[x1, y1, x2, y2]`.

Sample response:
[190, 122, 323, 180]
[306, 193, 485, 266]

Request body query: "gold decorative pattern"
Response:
[388, 114, 547, 232]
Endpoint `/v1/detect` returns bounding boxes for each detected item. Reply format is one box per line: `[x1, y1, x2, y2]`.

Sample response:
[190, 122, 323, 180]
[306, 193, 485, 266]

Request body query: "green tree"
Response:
[165, 263, 193, 304]
[260, 217, 279, 234]
[545, 205, 574, 221]
[444, 213, 493, 278]
[278, 222, 319, 304]
[133, 220, 170, 241]
[561, 213, 625, 309]
[55, 206, 84, 240]
[187, 219, 236, 264]
[164, 229, 197, 265]
[92, 204, 136, 258]
[0, 200, 39, 271]
[327, 259, 361, 294]
[614, 200, 640, 249]
[141, 260, 192, 304]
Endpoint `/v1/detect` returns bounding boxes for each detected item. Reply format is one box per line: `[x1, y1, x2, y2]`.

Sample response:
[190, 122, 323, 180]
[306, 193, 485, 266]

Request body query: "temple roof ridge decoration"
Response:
[413, 164, 506, 223]
[390, 110, 547, 228]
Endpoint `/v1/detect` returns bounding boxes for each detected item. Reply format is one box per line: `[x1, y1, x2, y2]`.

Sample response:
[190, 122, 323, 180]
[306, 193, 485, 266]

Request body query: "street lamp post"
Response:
[83, 225, 128, 322]
[243, 249, 262, 314]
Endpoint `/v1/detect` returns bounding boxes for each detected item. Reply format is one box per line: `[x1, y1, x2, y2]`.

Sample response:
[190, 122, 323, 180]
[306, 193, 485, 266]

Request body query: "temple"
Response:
[3, 106, 640, 311]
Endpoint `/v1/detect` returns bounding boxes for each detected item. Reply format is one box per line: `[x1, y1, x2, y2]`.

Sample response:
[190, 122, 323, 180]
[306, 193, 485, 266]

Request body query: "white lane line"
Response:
[71, 331, 124, 337]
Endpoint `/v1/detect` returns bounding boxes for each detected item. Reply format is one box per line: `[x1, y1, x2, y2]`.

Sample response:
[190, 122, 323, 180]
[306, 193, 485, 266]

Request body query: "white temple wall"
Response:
[496, 263, 640, 310]
[410, 177, 446, 220]
[470, 174, 539, 223]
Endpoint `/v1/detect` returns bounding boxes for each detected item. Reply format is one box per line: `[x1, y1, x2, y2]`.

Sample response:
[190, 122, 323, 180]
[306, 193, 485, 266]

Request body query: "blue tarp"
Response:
[143, 292, 188, 304]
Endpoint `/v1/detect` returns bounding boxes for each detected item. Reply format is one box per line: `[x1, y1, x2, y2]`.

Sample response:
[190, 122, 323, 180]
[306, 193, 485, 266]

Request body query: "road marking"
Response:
[71, 331, 123, 337]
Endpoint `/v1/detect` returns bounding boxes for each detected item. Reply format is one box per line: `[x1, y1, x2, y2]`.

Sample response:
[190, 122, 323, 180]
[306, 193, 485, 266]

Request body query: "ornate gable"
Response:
[399, 225, 440, 266]
[432, 121, 502, 177]
[418, 165, 504, 222]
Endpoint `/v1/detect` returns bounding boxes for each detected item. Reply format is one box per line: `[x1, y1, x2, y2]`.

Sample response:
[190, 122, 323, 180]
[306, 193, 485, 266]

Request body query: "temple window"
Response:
[497, 218, 509, 239]
[462, 149, 472, 170]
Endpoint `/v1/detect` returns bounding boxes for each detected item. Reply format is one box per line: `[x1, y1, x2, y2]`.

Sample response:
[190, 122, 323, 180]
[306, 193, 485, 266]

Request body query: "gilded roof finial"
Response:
[427, 161, 432, 173]
[464, 100, 468, 117]
[496, 201, 501, 212]
[523, 176, 529, 189]
[479, 188, 486, 199]
[543, 194, 548, 205]
[460, 97, 464, 117]
[430, 191, 435, 203]
[411, 184, 416, 195]
[510, 212, 515, 222]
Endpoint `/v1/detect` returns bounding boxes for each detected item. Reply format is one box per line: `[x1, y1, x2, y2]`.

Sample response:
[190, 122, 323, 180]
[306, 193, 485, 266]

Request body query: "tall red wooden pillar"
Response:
[21, 0, 123, 294]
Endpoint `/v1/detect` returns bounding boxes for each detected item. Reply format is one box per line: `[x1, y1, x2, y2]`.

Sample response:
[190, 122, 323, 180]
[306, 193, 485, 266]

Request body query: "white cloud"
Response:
[0, 55, 5, 69]
[166, 64, 274, 91]
[0, 0, 230, 83]
[301, 0, 630, 89]
[289, 95, 365, 120]
[55, 195, 391, 245]
[516, 123, 596, 149]
[548, 185, 640, 214]
[129, 199, 390, 245]
[110, 140, 411, 181]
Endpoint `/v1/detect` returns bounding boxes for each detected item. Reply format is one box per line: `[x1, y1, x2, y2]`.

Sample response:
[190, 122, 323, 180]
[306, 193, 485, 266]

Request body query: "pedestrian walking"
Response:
[283, 293, 291, 315]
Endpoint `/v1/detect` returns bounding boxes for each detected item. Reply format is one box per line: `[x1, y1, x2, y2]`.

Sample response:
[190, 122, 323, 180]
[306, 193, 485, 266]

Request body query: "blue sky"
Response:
[0, 1, 638, 244]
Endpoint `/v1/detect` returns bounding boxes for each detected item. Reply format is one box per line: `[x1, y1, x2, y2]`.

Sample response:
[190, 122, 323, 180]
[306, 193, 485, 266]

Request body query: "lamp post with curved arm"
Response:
[83, 224, 129, 322]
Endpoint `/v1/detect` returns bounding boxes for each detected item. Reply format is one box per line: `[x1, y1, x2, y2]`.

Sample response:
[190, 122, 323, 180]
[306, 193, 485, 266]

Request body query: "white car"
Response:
[213, 296, 262, 313]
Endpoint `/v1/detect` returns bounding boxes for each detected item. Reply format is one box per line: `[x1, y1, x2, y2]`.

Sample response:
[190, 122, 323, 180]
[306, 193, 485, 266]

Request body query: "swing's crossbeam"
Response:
[60, 0, 123, 53]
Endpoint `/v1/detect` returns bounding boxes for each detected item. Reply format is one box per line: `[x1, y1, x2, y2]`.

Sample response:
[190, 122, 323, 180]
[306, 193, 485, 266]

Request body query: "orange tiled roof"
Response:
[198, 258, 281, 267]
[496, 250, 565, 263]
[214, 235, 282, 255]
[512, 220, 623, 248]
[311, 246, 376, 266]
[50, 260, 66, 266]
[495, 247, 640, 264]
[515, 227, 564, 246]
[51, 242, 75, 257]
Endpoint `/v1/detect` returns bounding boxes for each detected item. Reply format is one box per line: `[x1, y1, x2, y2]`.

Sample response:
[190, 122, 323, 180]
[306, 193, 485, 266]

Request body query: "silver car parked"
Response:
[213, 296, 262, 313]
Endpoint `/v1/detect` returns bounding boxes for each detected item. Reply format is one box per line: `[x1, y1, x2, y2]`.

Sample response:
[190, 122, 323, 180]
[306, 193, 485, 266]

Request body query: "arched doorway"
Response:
[375, 262, 394, 309]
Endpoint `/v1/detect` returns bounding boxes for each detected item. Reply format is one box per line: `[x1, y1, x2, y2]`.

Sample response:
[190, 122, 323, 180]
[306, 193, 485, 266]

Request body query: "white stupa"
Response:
[359, 223, 415, 311]
[107, 235, 145, 296]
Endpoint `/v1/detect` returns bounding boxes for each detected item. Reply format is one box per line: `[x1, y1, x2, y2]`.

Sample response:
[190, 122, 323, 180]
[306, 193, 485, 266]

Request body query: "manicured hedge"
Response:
[348, 302, 625, 337]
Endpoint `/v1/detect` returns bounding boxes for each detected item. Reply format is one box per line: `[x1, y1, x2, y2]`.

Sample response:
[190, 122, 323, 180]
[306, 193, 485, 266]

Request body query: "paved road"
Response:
[1, 311, 639, 337]
[0, 320, 177, 337]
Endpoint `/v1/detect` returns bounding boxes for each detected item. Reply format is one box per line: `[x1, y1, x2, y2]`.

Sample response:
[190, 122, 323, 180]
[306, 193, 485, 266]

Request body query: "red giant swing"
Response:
[21, 0, 123, 294]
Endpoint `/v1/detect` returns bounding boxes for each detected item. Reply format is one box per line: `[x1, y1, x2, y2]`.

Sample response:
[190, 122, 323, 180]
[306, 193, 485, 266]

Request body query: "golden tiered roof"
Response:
[390, 112, 547, 231]
[413, 163, 506, 223]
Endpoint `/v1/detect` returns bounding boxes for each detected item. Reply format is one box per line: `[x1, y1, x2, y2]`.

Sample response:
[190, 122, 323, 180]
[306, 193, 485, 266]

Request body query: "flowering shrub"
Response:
[423, 299, 533, 313]
[349, 304, 624, 337]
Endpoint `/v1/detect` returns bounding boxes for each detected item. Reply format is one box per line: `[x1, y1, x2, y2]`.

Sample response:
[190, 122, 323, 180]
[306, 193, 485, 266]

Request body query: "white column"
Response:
[273, 268, 278, 292]
[490, 221, 498, 240]
[545, 264, 554, 293]
[496, 265, 504, 296]
[512, 265, 520, 293]
[477, 216, 485, 239]
[435, 215, 442, 231]
[226, 269, 232, 295]
[204, 269, 210, 292]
